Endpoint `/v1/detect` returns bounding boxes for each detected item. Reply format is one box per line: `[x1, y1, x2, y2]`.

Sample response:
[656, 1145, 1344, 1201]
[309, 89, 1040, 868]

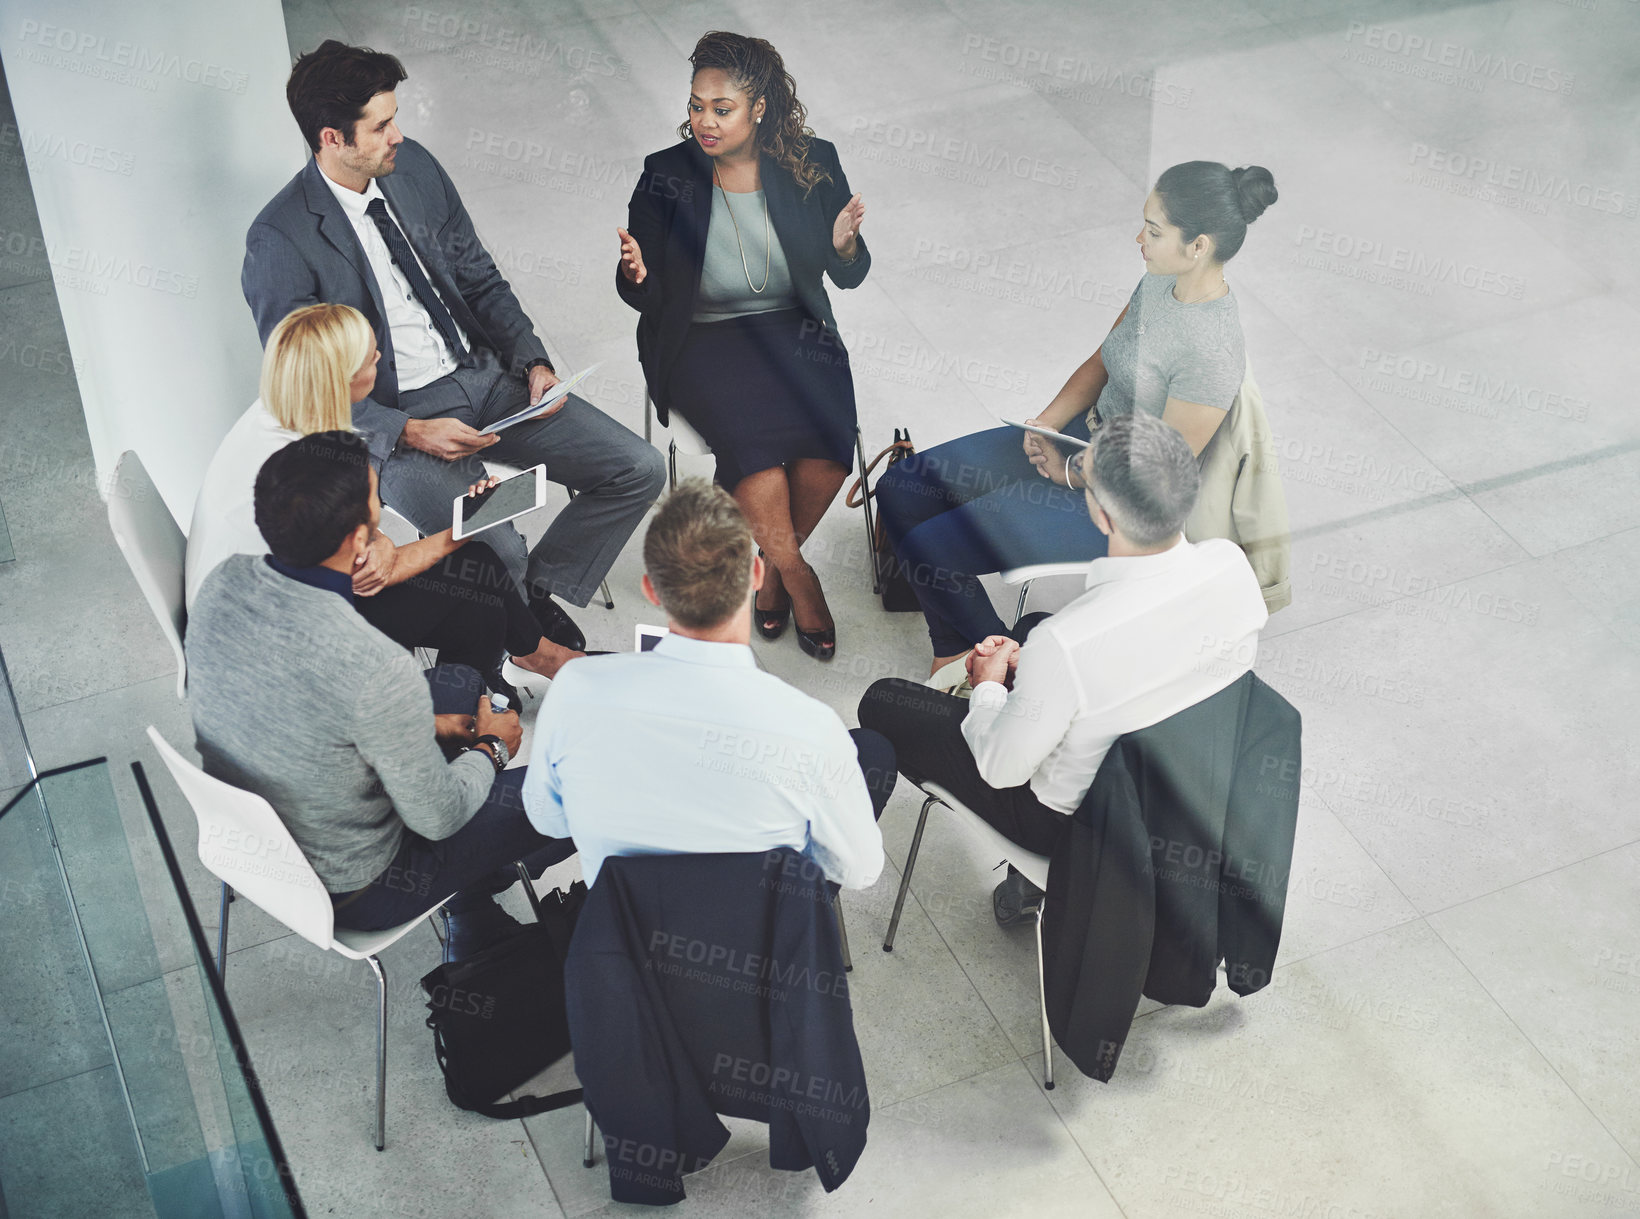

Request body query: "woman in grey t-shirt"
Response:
[875, 161, 1278, 671]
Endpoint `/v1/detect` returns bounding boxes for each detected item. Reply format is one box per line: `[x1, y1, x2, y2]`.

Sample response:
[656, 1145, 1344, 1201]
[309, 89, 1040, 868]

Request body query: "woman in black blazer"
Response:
[616, 31, 868, 661]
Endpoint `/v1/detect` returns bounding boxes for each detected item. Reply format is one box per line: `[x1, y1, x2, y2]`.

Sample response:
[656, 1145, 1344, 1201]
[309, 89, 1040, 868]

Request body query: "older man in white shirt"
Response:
[523, 480, 892, 890]
[858, 413, 1268, 919]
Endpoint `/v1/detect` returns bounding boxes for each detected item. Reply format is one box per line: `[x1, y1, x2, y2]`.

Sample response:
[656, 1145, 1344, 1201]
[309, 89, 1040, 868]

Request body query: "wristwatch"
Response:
[469, 734, 509, 773]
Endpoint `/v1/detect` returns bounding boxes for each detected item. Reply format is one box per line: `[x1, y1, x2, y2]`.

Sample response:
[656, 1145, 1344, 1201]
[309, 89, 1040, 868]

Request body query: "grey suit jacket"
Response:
[241, 139, 550, 465]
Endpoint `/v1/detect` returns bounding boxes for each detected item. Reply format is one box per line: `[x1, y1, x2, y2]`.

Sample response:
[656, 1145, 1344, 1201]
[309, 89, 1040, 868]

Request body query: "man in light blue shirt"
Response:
[523, 480, 892, 889]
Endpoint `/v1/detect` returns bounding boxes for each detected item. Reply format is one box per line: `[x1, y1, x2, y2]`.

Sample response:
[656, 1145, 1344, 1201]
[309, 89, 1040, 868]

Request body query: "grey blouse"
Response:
[1090, 273, 1246, 427]
[692, 187, 799, 322]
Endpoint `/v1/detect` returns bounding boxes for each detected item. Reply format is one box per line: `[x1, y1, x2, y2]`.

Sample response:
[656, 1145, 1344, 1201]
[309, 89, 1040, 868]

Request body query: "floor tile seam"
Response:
[1418, 835, 1640, 921]
[896, 875, 1045, 1062]
[1419, 918, 1640, 1169]
[1301, 780, 1430, 916]
[0, 1057, 118, 1105]
[874, 1058, 1036, 1115]
[93, 928, 300, 1002]
[1002, 1055, 1134, 1215]
[14, 669, 179, 726]
[0, 273, 52, 295]
[516, 1116, 573, 1216]
[1249, 543, 1536, 649]
[1332, 331, 1640, 511]
[1228, 276, 1606, 528]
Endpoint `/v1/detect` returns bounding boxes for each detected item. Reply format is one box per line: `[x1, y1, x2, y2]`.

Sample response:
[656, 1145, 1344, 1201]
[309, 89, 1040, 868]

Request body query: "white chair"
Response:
[881, 782, 1056, 1088]
[144, 726, 597, 1160]
[107, 451, 188, 699]
[1000, 562, 1091, 629]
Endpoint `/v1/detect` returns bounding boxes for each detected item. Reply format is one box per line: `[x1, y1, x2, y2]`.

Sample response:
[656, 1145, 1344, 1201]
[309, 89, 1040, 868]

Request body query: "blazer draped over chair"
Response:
[1040, 671, 1302, 1082]
[242, 139, 550, 465]
[615, 137, 870, 427]
[565, 850, 870, 1205]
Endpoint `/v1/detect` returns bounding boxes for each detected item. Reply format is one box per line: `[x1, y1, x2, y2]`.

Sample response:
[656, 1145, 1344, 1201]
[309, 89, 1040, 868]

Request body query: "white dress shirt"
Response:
[320, 171, 468, 391]
[962, 536, 1269, 814]
[523, 634, 884, 890]
[185, 400, 300, 610]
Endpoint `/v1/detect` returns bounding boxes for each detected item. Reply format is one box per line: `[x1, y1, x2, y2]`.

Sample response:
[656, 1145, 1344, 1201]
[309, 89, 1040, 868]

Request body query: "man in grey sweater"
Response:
[186, 431, 574, 960]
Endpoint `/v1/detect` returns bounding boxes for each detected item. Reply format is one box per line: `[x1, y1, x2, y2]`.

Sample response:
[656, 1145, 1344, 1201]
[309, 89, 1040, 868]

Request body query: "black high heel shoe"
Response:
[796, 624, 836, 662]
[754, 550, 792, 640]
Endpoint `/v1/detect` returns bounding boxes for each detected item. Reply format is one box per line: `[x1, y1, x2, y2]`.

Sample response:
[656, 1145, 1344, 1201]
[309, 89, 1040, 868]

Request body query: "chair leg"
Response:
[884, 793, 938, 952]
[834, 893, 853, 972]
[855, 429, 880, 595]
[216, 883, 232, 980]
[515, 860, 545, 922]
[668, 439, 679, 491]
[1034, 898, 1053, 1091]
[583, 1110, 596, 1168]
[367, 956, 389, 1150]
[1012, 578, 1034, 629]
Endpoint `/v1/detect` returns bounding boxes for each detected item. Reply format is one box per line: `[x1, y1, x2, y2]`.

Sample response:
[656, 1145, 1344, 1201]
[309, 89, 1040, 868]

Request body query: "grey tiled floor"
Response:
[2, 0, 1639, 1215]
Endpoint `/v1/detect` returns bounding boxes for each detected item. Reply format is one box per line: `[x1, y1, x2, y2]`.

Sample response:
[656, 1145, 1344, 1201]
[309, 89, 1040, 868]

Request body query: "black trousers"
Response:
[330, 768, 575, 932]
[855, 611, 1064, 857]
[353, 541, 543, 678]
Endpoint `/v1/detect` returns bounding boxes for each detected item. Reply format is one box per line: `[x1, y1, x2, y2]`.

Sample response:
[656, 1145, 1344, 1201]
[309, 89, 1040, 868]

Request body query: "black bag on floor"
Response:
[420, 882, 587, 1118]
[847, 428, 922, 612]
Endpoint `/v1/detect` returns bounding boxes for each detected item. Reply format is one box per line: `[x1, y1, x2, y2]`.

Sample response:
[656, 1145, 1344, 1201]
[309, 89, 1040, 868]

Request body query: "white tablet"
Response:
[634, 624, 669, 652]
[479, 364, 601, 435]
[451, 464, 548, 540]
[1002, 419, 1092, 449]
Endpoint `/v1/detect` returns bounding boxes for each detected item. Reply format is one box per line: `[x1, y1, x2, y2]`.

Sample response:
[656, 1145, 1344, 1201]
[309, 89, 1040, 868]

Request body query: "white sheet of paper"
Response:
[480, 363, 601, 435]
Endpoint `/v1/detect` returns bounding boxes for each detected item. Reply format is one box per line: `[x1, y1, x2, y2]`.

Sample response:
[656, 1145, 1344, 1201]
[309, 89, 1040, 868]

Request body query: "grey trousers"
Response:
[383, 365, 665, 607]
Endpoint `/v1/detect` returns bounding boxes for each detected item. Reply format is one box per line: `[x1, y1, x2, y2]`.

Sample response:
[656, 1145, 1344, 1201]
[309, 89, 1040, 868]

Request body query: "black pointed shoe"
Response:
[527, 590, 586, 652]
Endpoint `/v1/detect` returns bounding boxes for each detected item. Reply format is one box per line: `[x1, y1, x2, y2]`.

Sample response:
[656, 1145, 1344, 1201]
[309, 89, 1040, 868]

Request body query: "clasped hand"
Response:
[966, 635, 1021, 689]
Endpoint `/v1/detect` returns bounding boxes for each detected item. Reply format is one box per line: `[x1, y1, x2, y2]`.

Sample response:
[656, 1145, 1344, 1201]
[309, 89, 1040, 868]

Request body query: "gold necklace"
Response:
[714, 166, 770, 293]
[1175, 276, 1227, 305]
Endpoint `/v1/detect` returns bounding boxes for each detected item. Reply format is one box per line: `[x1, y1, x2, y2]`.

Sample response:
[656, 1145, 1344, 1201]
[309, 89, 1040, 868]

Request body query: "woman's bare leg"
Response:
[733, 466, 833, 635]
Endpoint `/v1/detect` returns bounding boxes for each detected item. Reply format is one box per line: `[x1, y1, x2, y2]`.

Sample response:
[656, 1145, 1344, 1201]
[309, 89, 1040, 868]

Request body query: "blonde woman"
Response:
[187, 303, 582, 687]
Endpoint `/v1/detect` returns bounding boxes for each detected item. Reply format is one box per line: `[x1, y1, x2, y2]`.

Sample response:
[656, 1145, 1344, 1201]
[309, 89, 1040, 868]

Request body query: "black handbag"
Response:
[846, 428, 922, 612]
[419, 882, 587, 1118]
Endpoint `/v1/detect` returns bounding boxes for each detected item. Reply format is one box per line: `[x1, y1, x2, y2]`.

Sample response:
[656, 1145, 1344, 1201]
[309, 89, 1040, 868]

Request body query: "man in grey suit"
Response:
[242, 40, 664, 652]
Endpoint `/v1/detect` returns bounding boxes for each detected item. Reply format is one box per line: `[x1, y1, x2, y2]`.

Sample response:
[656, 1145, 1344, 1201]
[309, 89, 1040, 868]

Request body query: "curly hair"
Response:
[676, 31, 832, 197]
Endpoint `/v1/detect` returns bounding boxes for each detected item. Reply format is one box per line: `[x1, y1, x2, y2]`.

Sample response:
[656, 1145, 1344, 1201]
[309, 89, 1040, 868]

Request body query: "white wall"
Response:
[0, 0, 303, 524]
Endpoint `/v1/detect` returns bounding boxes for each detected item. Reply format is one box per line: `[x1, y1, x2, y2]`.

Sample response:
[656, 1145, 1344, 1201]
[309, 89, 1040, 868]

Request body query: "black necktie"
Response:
[364, 197, 468, 362]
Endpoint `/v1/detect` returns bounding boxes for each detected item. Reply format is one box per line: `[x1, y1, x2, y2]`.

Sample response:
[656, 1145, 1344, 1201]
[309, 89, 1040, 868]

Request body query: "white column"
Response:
[0, 1, 305, 523]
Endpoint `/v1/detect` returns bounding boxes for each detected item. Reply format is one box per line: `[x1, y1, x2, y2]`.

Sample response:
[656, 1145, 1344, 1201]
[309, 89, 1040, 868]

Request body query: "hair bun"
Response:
[1231, 165, 1277, 223]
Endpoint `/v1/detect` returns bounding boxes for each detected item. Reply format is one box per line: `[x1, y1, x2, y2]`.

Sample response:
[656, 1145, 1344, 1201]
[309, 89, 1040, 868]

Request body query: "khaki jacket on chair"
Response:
[1184, 361, 1293, 613]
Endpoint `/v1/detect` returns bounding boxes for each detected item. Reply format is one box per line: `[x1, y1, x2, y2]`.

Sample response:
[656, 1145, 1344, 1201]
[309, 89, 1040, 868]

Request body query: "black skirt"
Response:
[663, 307, 858, 490]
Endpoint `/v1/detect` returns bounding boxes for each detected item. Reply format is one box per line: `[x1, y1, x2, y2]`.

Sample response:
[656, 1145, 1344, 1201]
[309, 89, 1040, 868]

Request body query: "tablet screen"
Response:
[459, 468, 540, 535]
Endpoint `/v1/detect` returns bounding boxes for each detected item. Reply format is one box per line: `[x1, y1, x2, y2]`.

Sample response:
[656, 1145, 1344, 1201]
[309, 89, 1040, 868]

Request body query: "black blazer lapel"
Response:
[678, 141, 714, 319]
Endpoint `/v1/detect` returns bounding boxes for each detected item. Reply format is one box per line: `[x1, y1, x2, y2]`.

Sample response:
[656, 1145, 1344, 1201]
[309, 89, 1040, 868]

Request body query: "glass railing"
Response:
[0, 646, 305, 1218]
